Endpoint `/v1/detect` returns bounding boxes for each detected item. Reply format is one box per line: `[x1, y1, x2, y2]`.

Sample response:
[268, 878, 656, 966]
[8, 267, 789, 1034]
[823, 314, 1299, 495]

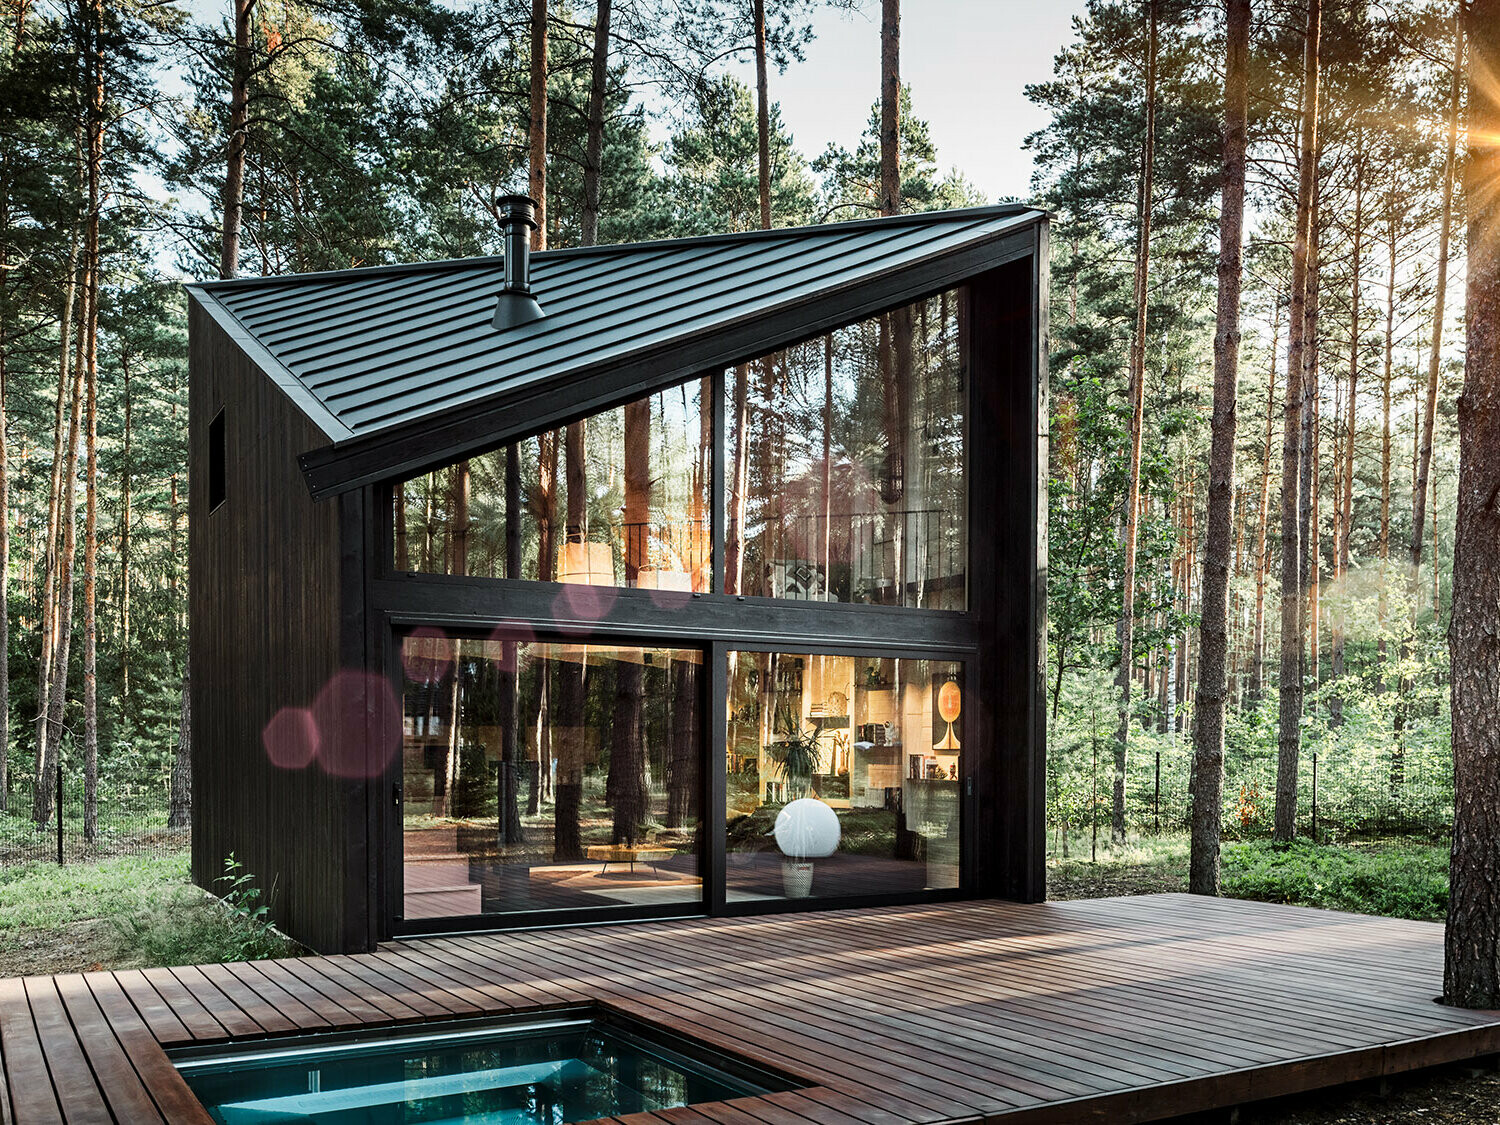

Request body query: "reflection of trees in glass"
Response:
[404, 640, 701, 882]
[555, 421, 589, 861]
[728, 291, 965, 607]
[609, 400, 651, 845]
[395, 385, 707, 587]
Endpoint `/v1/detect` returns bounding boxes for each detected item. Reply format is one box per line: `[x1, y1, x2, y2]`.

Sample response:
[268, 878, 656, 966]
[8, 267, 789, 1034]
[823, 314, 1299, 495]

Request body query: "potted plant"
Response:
[764, 709, 837, 895]
[766, 709, 819, 802]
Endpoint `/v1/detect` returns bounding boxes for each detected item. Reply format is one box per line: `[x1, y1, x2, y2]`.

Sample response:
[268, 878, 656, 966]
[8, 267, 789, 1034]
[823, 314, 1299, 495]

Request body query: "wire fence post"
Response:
[1311, 752, 1318, 844]
[1090, 735, 1099, 862]
[55, 755, 64, 866]
[1153, 751, 1161, 834]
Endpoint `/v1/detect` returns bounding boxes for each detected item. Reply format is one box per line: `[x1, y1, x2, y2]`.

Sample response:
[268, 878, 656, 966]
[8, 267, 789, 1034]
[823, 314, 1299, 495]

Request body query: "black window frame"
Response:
[208, 407, 227, 513]
[373, 279, 1012, 939]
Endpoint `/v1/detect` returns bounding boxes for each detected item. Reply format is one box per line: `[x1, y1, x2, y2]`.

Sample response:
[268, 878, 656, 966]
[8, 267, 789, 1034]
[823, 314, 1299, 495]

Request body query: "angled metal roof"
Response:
[188, 205, 1046, 498]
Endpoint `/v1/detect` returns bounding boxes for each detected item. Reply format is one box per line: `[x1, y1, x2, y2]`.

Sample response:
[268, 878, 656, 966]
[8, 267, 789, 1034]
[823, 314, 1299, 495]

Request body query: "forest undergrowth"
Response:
[1048, 833, 1450, 921]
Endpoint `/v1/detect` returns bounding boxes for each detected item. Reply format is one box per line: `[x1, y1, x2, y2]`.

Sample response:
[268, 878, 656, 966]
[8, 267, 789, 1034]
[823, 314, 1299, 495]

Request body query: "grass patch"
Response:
[1048, 833, 1450, 921]
[1222, 838, 1449, 921]
[0, 850, 301, 975]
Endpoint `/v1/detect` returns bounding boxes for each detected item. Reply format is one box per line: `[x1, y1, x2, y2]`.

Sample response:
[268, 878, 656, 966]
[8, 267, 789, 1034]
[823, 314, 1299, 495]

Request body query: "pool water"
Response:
[173, 1009, 794, 1124]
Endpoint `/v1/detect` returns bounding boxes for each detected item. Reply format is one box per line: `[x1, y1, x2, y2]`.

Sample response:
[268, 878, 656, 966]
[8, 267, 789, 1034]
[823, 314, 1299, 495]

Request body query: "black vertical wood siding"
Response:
[968, 242, 1049, 903]
[188, 232, 1047, 951]
[189, 298, 367, 953]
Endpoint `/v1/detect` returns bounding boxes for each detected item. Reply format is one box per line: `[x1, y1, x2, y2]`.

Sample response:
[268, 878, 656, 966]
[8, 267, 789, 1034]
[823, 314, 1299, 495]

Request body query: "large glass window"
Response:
[725, 291, 967, 609]
[394, 381, 711, 590]
[391, 289, 978, 926]
[725, 651, 963, 902]
[400, 633, 702, 919]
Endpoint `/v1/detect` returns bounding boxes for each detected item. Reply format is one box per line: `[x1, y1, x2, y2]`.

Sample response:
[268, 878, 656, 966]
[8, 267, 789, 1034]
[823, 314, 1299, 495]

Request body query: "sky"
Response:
[719, 1, 1091, 204]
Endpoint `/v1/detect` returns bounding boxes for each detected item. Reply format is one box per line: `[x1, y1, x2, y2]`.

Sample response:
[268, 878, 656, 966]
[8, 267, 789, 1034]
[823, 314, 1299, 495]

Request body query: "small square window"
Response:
[208, 409, 226, 512]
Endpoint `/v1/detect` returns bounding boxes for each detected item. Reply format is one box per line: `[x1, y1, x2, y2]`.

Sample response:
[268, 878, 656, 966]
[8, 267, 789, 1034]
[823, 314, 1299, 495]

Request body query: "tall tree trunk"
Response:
[34, 235, 78, 814]
[1378, 191, 1397, 685]
[1444, 0, 1499, 1008]
[726, 365, 750, 593]
[528, 0, 547, 249]
[1411, 8, 1463, 611]
[168, 349, 190, 821]
[1305, 214, 1321, 694]
[36, 270, 85, 830]
[1274, 0, 1320, 844]
[553, 421, 587, 861]
[1250, 303, 1281, 705]
[82, 0, 102, 840]
[580, 0, 611, 246]
[220, 0, 254, 279]
[1432, 472, 1441, 618]
[1112, 0, 1157, 845]
[1331, 137, 1362, 725]
[876, 0, 910, 618]
[1188, 0, 1249, 897]
[529, 431, 557, 816]
[879, 0, 900, 216]
[0, 183, 8, 812]
[754, 0, 770, 229]
[611, 398, 650, 844]
[667, 656, 697, 827]
[449, 462, 470, 577]
[437, 463, 470, 818]
[118, 348, 131, 709]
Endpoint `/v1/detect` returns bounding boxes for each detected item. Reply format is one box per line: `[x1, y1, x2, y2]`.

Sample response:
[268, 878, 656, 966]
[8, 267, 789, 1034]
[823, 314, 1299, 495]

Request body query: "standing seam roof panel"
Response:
[192, 207, 1044, 458]
[311, 227, 898, 407]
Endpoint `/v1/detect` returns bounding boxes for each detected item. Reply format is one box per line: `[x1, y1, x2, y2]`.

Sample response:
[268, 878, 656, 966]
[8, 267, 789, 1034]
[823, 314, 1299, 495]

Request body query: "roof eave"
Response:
[296, 213, 1045, 501]
[189, 287, 356, 444]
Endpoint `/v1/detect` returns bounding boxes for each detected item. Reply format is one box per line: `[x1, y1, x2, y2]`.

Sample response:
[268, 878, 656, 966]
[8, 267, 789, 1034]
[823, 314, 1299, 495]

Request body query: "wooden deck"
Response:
[2, 894, 1498, 1124]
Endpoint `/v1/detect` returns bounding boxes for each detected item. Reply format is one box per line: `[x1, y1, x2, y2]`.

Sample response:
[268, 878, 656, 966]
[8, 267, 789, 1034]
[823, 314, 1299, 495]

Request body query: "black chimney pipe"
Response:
[492, 195, 545, 330]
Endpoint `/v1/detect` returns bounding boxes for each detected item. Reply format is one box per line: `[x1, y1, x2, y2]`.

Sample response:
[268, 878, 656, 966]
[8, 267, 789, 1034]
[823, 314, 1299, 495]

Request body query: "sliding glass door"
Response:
[725, 651, 964, 903]
[399, 634, 703, 921]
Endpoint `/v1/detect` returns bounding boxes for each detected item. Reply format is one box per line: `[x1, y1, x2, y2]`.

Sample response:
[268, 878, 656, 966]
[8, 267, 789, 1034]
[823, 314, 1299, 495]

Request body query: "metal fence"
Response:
[0, 755, 187, 866]
[1049, 738, 1453, 851]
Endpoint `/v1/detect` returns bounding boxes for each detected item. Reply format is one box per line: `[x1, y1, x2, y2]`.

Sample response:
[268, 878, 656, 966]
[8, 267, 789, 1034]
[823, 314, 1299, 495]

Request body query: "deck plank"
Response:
[80, 975, 215, 1125]
[236, 960, 359, 1027]
[19, 977, 110, 1125]
[0, 976, 61, 1125]
[108, 973, 191, 1047]
[216, 961, 329, 1030]
[2, 896, 1499, 1124]
[137, 968, 226, 1042]
[52, 974, 165, 1125]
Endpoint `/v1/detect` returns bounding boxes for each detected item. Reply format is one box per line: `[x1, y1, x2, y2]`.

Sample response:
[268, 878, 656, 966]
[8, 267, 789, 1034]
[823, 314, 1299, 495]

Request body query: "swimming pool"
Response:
[171, 1006, 798, 1123]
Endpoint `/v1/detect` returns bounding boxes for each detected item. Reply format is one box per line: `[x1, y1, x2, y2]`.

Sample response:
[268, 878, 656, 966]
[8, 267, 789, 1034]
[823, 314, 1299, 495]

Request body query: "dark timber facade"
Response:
[187, 205, 1049, 954]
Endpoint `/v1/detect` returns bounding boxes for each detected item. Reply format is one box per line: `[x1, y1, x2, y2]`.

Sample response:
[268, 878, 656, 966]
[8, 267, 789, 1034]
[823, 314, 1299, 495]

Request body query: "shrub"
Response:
[1221, 839, 1448, 921]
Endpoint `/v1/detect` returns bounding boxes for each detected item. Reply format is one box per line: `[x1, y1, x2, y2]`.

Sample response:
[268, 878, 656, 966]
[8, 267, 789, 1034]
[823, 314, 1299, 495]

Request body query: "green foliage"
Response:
[815, 84, 988, 220]
[1049, 834, 1450, 923]
[1221, 840, 1449, 921]
[112, 852, 299, 967]
[766, 705, 820, 800]
[628, 74, 817, 237]
[0, 851, 298, 970]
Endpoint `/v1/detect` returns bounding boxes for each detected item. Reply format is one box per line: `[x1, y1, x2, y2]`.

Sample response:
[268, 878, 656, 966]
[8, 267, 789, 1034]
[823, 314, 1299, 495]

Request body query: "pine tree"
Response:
[1188, 0, 1249, 896]
[1444, 0, 1500, 1010]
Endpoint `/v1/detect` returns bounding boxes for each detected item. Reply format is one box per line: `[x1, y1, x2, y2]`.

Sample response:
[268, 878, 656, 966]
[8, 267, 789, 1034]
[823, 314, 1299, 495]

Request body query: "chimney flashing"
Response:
[492, 194, 545, 330]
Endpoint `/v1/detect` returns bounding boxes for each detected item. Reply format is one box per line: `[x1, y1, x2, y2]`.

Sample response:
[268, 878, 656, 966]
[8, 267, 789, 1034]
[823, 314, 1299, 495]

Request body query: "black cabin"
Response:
[186, 203, 1049, 954]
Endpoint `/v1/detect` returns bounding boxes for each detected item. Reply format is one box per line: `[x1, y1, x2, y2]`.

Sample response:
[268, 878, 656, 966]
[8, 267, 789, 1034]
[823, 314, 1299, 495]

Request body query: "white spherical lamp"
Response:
[774, 798, 841, 859]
